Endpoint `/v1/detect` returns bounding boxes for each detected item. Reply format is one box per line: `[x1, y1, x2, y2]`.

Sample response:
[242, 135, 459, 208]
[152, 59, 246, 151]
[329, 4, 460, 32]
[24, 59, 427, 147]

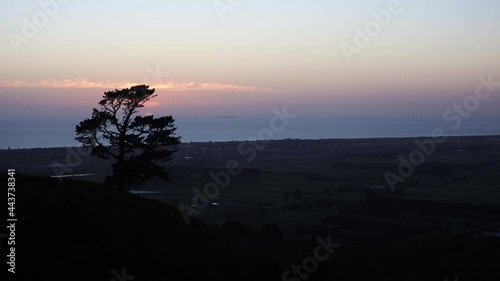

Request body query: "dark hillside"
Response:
[8, 174, 277, 281]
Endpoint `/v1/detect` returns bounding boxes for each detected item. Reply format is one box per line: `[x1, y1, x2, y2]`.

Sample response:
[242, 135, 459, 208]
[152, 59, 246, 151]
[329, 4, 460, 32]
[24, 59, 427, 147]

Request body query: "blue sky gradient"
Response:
[0, 0, 499, 121]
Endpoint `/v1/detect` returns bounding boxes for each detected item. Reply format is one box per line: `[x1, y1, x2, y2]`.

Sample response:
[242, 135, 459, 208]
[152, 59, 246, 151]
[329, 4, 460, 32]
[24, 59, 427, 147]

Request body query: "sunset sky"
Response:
[1, 0, 499, 122]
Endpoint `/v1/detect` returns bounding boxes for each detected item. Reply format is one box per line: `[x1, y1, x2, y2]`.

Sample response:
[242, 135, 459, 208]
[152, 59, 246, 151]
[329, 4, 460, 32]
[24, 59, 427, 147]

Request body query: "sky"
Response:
[1, 0, 499, 122]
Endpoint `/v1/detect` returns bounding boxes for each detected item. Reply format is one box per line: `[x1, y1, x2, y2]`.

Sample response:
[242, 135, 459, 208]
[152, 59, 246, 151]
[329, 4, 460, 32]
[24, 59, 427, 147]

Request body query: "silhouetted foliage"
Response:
[75, 85, 180, 189]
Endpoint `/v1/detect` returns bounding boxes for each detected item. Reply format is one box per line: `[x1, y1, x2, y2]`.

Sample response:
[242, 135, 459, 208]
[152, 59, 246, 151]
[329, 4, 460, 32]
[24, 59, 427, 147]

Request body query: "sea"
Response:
[1, 117, 499, 149]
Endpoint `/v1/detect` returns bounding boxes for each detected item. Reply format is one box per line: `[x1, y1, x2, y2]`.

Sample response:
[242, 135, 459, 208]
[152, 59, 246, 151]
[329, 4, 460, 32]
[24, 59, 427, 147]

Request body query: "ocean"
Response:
[1, 117, 499, 149]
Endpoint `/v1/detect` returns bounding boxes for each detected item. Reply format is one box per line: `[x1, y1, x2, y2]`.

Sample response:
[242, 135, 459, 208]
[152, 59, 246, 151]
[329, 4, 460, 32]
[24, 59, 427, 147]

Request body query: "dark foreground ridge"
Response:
[5, 174, 500, 281]
[9, 175, 278, 281]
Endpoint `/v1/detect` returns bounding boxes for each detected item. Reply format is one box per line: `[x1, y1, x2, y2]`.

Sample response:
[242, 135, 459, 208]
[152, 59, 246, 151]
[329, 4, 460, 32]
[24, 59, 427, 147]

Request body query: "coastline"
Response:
[1, 134, 500, 151]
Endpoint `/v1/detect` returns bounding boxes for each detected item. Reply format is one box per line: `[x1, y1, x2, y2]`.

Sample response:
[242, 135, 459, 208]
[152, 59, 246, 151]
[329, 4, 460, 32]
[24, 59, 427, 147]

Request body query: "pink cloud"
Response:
[0, 79, 283, 93]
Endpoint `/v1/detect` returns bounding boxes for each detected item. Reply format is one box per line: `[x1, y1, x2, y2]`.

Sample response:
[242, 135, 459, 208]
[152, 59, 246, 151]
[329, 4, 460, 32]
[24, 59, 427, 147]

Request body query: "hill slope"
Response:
[10, 175, 277, 281]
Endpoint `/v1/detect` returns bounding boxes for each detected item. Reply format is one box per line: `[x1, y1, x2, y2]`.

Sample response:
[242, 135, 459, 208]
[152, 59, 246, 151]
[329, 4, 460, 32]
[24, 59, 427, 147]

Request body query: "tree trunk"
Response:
[117, 136, 126, 190]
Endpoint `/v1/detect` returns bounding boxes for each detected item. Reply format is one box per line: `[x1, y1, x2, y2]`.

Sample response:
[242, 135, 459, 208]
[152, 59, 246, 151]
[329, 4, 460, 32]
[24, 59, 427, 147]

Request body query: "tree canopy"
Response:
[75, 85, 180, 189]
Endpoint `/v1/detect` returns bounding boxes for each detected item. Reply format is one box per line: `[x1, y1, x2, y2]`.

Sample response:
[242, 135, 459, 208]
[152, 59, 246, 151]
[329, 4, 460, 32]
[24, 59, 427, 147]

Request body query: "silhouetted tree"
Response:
[75, 85, 180, 189]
